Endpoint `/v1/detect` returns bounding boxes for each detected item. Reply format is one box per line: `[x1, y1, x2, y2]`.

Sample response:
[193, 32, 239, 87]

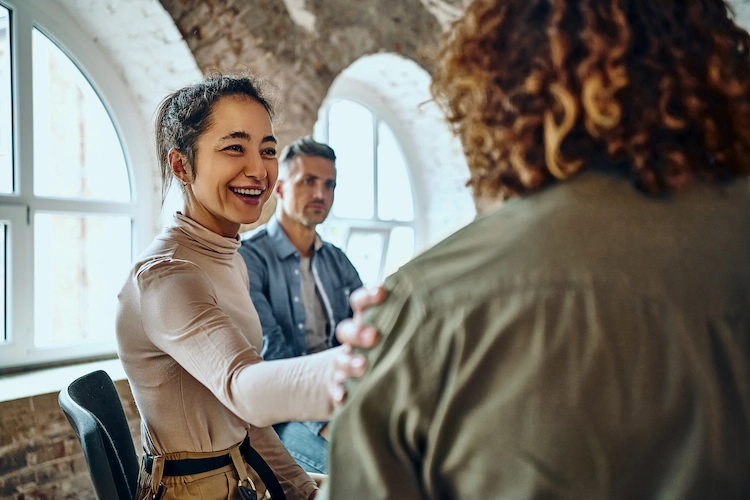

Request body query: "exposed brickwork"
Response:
[0, 380, 141, 500]
[159, 0, 444, 149]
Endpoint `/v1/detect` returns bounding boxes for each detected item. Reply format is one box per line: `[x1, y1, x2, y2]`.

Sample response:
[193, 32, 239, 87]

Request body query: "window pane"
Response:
[383, 226, 414, 279]
[346, 231, 383, 289]
[0, 222, 6, 343]
[32, 29, 130, 202]
[34, 213, 131, 347]
[328, 100, 374, 219]
[377, 122, 414, 222]
[318, 218, 348, 250]
[0, 7, 11, 194]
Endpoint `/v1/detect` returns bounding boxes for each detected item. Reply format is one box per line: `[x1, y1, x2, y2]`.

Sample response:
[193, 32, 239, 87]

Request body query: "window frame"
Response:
[315, 80, 422, 286]
[0, 0, 152, 371]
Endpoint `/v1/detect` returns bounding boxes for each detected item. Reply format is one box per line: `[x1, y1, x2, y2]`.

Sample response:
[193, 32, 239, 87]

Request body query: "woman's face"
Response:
[179, 95, 278, 237]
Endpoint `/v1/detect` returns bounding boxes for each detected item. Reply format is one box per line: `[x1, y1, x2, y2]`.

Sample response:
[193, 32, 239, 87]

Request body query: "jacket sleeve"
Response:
[330, 249, 364, 348]
[238, 243, 296, 360]
[340, 251, 364, 315]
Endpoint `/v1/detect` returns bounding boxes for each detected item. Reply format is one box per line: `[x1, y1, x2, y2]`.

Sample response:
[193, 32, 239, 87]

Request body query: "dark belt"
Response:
[144, 436, 286, 499]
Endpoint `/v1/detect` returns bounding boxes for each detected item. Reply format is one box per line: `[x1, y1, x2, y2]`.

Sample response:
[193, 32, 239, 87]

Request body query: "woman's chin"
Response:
[231, 196, 274, 231]
[233, 210, 263, 233]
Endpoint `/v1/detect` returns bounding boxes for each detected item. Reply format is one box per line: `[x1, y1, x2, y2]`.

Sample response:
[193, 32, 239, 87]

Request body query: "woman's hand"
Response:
[329, 286, 386, 407]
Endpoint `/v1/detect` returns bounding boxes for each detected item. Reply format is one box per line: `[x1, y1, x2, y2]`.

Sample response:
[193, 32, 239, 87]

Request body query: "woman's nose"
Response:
[244, 153, 266, 180]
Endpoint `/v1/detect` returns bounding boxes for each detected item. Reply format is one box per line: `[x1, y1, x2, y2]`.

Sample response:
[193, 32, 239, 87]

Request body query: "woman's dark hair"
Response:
[431, 0, 750, 200]
[154, 73, 276, 205]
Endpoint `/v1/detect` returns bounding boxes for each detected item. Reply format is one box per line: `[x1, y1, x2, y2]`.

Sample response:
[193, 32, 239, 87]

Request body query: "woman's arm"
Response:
[137, 259, 337, 426]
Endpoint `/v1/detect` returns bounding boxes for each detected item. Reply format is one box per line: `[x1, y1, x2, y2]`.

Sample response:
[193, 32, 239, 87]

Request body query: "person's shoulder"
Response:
[238, 227, 273, 255]
[401, 205, 516, 271]
[132, 230, 184, 271]
[240, 226, 270, 245]
[393, 205, 535, 310]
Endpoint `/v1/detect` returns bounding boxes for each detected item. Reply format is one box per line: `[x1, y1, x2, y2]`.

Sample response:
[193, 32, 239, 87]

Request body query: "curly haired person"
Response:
[324, 1, 750, 498]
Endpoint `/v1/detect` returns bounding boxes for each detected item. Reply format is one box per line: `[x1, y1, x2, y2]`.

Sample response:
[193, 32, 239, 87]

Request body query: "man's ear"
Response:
[168, 148, 190, 184]
[273, 179, 284, 199]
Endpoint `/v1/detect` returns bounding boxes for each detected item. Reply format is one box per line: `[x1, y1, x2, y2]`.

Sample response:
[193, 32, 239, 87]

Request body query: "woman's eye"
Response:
[262, 148, 277, 157]
[224, 145, 244, 153]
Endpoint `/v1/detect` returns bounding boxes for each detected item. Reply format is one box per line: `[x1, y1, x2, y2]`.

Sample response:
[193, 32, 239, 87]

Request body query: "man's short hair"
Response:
[278, 136, 336, 178]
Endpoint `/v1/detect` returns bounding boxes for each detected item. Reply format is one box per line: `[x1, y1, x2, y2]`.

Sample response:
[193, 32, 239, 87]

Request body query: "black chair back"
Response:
[58, 369, 139, 500]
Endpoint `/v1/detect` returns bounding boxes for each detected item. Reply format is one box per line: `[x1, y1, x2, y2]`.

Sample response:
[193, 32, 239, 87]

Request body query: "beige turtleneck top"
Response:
[116, 213, 336, 499]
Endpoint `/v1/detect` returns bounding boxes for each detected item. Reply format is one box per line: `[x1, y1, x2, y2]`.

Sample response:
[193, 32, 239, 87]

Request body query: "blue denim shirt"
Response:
[238, 216, 363, 362]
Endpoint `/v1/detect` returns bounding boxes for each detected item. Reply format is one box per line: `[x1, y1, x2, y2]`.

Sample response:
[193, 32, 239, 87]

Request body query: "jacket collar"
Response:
[267, 215, 323, 259]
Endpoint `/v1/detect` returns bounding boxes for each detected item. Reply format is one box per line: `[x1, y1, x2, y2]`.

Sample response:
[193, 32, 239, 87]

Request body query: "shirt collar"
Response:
[267, 215, 323, 258]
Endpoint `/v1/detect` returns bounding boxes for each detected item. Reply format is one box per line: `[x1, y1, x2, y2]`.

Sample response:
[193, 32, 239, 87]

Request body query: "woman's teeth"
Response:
[231, 187, 262, 196]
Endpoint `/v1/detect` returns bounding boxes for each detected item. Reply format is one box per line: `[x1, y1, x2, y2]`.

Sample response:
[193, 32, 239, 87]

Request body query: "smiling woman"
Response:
[168, 95, 279, 237]
[115, 74, 340, 500]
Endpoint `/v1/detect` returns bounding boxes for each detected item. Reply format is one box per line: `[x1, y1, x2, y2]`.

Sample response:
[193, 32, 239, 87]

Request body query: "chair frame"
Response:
[58, 369, 139, 500]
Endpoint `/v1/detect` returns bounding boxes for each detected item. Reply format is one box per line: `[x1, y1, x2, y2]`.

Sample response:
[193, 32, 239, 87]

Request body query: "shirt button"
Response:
[294, 269, 300, 275]
[293, 296, 300, 303]
[298, 323, 304, 329]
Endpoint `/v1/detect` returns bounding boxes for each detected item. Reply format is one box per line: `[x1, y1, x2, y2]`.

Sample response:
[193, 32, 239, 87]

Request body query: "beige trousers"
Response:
[135, 438, 270, 500]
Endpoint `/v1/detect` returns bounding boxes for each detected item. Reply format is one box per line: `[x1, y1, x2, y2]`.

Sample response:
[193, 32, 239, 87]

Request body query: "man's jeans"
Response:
[274, 421, 329, 474]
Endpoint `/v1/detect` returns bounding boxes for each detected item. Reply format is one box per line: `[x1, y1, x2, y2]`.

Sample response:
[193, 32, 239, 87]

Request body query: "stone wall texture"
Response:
[159, 0, 447, 149]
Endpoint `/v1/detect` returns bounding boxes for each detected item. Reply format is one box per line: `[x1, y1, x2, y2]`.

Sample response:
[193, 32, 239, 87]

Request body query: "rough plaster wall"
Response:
[159, 0, 445, 149]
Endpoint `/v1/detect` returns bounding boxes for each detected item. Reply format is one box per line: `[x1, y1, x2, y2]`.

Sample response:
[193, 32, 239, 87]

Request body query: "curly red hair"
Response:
[431, 0, 750, 200]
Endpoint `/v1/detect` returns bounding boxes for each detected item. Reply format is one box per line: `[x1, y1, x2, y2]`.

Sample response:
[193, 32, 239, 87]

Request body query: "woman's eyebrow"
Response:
[219, 131, 250, 141]
[217, 132, 277, 145]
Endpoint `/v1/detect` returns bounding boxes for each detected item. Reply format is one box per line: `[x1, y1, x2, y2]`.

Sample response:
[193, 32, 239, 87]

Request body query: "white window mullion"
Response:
[372, 115, 379, 223]
[0, 205, 32, 363]
[11, 2, 32, 201]
[0, 4, 36, 365]
[378, 229, 390, 284]
[0, 0, 148, 371]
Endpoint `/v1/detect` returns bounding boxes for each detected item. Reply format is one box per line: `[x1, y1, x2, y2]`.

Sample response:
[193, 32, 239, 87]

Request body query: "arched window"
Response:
[0, 0, 149, 370]
[315, 98, 417, 288]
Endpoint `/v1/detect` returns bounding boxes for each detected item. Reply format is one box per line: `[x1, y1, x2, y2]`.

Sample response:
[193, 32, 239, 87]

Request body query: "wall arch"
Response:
[321, 53, 474, 249]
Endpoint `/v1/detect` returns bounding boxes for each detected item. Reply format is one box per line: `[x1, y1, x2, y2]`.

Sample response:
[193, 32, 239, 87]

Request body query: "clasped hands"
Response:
[328, 286, 387, 407]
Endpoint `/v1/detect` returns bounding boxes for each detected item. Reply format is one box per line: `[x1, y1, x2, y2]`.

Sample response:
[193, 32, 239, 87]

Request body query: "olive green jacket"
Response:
[326, 166, 750, 499]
